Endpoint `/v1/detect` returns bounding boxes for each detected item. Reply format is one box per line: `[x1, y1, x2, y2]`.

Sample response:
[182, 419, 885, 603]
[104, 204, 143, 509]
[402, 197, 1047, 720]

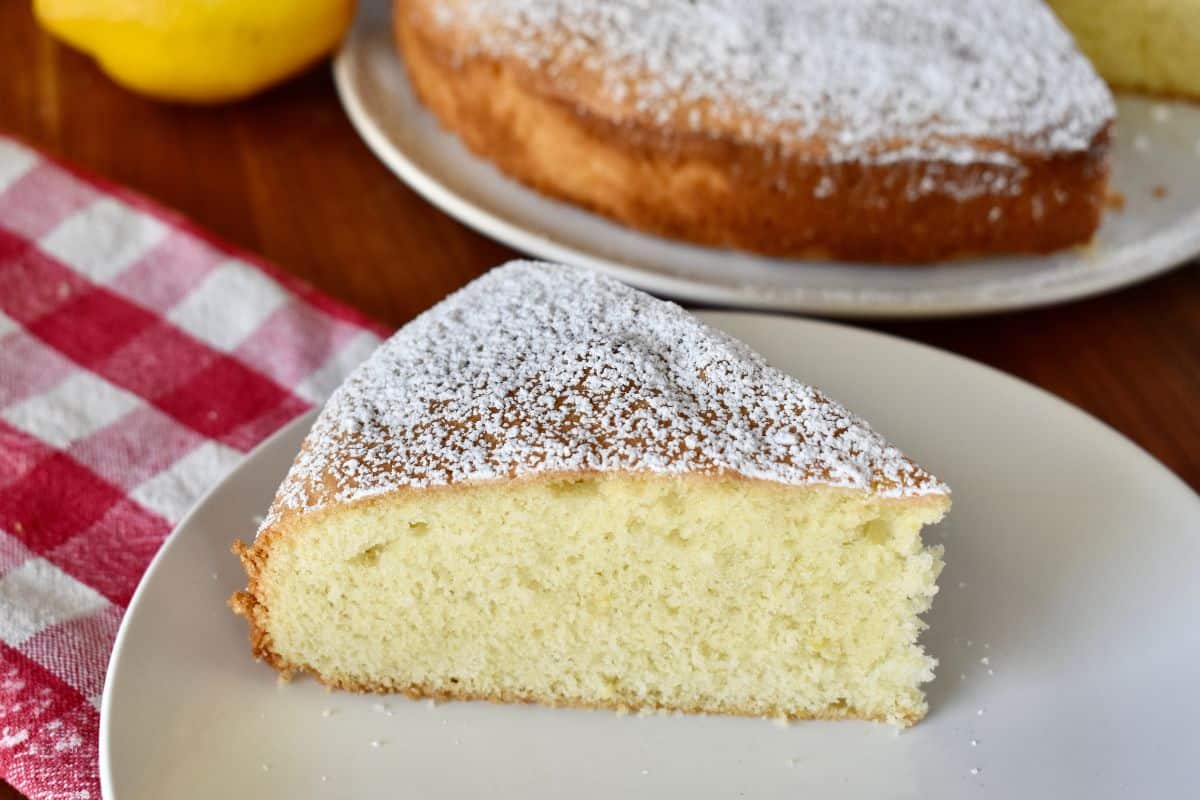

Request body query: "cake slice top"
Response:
[418, 0, 1114, 164]
[264, 262, 945, 530]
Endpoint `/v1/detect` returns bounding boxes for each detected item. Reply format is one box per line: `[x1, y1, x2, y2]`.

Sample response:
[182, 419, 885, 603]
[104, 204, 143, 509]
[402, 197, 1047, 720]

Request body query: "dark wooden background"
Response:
[1, 3, 1197, 797]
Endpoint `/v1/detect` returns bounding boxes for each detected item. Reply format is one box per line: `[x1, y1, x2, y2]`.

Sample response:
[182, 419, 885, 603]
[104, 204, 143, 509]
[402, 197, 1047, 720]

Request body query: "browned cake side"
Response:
[394, 1, 1112, 263]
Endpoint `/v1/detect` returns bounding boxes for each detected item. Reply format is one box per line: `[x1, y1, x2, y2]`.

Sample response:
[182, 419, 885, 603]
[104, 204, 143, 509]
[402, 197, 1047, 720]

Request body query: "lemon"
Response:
[34, 0, 356, 104]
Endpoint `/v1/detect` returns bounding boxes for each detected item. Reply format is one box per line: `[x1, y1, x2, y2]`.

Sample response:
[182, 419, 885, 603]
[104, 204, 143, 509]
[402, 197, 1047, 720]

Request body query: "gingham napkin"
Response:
[0, 136, 386, 799]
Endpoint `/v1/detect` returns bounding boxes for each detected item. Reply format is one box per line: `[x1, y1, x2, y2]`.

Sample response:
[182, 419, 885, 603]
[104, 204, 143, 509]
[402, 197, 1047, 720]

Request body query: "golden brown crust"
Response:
[318, 676, 919, 726]
[394, 0, 1111, 263]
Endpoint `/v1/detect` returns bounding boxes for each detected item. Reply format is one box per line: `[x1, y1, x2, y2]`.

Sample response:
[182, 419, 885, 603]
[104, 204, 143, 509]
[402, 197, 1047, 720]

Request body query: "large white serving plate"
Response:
[100, 311, 1199, 799]
[333, 0, 1200, 317]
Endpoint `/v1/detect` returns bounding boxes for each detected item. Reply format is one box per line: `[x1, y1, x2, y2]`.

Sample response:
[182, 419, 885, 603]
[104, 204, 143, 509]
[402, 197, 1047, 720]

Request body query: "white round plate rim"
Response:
[100, 311, 1199, 799]
[331, 4, 1200, 318]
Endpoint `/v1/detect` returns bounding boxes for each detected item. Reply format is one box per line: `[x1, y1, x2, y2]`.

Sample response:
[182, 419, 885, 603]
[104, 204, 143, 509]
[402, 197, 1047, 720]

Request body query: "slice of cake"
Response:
[232, 262, 950, 726]
[1048, 0, 1200, 100]
[394, 0, 1115, 262]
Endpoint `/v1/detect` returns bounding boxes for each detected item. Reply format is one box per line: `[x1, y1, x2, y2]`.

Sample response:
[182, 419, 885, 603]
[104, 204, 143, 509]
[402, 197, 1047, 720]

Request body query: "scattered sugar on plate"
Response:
[372, 702, 388, 713]
[966, 640, 973, 647]
[970, 739, 979, 747]
[970, 767, 981, 776]
[370, 739, 383, 749]
[980, 657, 989, 665]
[1152, 105, 1172, 123]
[977, 708, 985, 716]
[1133, 134, 1151, 152]
[641, 769, 650, 776]
[320, 776, 328, 783]
[987, 669, 995, 676]
[958, 582, 967, 589]
[321, 708, 335, 718]
[260, 763, 270, 772]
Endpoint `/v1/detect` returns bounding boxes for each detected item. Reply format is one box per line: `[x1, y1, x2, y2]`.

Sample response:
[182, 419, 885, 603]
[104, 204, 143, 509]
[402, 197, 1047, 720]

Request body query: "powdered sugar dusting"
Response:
[264, 262, 945, 529]
[421, 0, 1114, 164]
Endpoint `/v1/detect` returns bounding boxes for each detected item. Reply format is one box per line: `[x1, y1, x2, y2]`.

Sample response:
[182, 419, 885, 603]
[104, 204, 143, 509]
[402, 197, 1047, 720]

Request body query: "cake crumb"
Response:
[424, 699, 436, 709]
[1133, 134, 1151, 152]
[1106, 190, 1126, 211]
[210, 572, 218, 581]
[1152, 185, 1168, 199]
[771, 717, 789, 729]
[372, 703, 388, 713]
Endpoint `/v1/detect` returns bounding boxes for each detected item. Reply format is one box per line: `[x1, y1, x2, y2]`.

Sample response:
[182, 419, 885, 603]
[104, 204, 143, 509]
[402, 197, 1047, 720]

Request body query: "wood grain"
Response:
[0, 3, 1197, 797]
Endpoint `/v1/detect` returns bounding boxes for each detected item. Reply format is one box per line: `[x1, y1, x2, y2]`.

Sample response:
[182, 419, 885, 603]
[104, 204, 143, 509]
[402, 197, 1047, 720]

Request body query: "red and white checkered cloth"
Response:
[0, 135, 388, 799]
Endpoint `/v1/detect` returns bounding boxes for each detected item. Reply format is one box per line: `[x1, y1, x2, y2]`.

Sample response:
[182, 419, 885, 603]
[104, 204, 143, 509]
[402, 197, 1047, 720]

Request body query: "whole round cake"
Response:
[393, 0, 1116, 262]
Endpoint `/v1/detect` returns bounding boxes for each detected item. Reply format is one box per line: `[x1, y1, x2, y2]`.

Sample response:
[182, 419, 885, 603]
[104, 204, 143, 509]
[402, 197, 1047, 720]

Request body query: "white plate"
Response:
[101, 311, 1199, 799]
[332, 0, 1200, 318]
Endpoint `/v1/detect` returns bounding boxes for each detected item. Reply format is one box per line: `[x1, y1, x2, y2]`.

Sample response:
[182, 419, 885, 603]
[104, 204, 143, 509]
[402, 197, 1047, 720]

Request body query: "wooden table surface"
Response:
[2, 3, 1198, 797]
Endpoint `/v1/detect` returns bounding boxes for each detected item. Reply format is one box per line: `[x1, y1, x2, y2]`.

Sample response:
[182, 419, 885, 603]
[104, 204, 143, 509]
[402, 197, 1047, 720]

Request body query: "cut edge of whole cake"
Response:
[231, 261, 951, 726]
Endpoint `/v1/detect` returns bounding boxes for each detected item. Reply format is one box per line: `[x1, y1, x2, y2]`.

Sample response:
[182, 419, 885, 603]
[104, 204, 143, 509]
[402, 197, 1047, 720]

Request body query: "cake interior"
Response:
[1048, 0, 1200, 98]
[244, 474, 946, 726]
